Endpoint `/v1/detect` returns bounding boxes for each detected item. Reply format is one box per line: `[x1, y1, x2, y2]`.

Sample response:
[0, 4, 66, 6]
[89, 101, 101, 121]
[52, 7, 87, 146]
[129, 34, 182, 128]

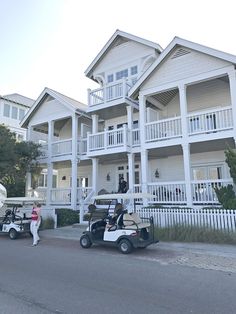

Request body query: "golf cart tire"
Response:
[80, 234, 92, 249]
[9, 228, 18, 240]
[118, 239, 133, 254]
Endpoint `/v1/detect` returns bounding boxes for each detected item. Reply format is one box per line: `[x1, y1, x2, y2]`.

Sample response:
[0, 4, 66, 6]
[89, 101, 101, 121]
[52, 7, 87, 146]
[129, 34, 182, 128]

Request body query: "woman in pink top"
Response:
[30, 202, 41, 246]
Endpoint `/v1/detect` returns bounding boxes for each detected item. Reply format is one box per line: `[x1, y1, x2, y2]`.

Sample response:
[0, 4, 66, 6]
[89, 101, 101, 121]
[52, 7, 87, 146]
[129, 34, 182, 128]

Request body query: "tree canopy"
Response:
[0, 124, 42, 197]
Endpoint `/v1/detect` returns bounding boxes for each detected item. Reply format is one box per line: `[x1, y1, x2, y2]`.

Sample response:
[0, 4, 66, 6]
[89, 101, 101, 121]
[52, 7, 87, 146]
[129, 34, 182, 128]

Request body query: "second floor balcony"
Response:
[87, 80, 132, 108]
[36, 106, 233, 160]
[87, 125, 132, 156]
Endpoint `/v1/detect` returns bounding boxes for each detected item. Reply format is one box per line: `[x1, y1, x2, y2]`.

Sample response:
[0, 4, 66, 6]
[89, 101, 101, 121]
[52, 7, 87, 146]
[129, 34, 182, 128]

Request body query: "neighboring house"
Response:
[21, 30, 236, 217]
[0, 93, 34, 141]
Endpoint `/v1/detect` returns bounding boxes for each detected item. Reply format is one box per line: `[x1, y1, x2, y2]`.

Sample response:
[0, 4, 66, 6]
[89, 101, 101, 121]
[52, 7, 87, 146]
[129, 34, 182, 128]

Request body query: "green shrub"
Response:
[41, 217, 55, 229]
[56, 208, 80, 227]
[155, 224, 236, 244]
[214, 184, 236, 209]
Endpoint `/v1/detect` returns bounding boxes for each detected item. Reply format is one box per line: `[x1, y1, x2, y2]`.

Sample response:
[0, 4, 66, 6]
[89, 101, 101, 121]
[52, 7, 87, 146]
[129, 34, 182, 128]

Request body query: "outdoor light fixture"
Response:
[62, 176, 66, 180]
[106, 173, 111, 181]
[155, 169, 159, 178]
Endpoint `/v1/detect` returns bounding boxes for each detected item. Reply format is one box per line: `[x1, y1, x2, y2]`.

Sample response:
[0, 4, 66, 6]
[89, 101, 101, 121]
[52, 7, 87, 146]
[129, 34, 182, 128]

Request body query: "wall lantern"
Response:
[62, 176, 66, 180]
[106, 173, 111, 181]
[155, 169, 159, 178]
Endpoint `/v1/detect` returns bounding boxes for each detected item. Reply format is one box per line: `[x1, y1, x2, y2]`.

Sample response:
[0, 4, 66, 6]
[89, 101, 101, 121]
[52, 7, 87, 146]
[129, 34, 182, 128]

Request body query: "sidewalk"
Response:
[41, 224, 236, 259]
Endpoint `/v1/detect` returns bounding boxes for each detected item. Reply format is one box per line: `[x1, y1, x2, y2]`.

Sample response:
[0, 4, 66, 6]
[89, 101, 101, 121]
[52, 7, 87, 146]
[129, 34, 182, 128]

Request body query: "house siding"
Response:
[141, 48, 231, 91]
[95, 41, 157, 80]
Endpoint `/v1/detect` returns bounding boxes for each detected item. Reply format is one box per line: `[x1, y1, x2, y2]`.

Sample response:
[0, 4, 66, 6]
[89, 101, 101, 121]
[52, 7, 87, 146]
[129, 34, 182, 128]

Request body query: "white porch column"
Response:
[91, 114, 98, 133]
[92, 158, 98, 194]
[182, 143, 193, 207]
[70, 159, 78, 210]
[179, 84, 192, 207]
[178, 84, 188, 138]
[128, 153, 134, 192]
[46, 163, 53, 207]
[139, 94, 146, 147]
[126, 105, 133, 129]
[45, 120, 54, 206]
[139, 94, 148, 205]
[228, 68, 236, 141]
[48, 120, 54, 158]
[141, 150, 148, 193]
[72, 114, 78, 156]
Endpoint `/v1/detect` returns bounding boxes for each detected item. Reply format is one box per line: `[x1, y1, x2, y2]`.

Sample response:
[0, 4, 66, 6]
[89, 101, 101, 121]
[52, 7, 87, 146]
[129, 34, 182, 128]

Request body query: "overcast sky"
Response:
[0, 0, 235, 104]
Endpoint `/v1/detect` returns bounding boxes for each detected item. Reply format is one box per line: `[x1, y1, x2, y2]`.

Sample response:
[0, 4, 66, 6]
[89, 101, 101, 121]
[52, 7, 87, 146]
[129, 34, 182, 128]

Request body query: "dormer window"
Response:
[131, 66, 138, 75]
[107, 74, 114, 83]
[116, 69, 128, 80]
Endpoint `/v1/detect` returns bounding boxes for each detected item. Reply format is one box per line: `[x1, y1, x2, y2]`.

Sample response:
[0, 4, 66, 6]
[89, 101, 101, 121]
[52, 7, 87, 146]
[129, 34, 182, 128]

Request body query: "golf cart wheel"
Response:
[118, 239, 133, 254]
[80, 235, 92, 249]
[9, 228, 18, 240]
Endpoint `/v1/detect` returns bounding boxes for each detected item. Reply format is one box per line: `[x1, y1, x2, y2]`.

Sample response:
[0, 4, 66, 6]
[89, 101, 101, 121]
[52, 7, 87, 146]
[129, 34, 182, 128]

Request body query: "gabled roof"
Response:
[129, 36, 236, 98]
[85, 29, 163, 80]
[21, 87, 89, 128]
[1, 93, 34, 108]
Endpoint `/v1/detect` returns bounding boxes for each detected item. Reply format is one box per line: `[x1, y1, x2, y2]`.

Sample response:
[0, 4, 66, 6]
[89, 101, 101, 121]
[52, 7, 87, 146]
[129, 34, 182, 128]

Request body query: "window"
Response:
[116, 69, 128, 80]
[11, 106, 18, 119]
[107, 74, 113, 83]
[3, 103, 10, 117]
[131, 66, 138, 75]
[19, 108, 25, 120]
[192, 165, 223, 180]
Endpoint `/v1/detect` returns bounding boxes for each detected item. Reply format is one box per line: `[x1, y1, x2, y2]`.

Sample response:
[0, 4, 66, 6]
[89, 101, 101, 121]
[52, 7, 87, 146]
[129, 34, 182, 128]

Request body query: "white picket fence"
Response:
[136, 207, 236, 232]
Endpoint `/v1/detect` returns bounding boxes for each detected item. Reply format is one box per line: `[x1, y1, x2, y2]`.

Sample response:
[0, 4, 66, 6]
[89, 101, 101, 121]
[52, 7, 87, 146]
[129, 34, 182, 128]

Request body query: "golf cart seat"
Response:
[122, 213, 151, 230]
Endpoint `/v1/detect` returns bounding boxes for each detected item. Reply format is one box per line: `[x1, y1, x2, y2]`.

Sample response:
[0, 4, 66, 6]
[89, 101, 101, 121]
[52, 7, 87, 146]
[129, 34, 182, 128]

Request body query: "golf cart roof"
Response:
[91, 193, 153, 200]
[4, 197, 44, 206]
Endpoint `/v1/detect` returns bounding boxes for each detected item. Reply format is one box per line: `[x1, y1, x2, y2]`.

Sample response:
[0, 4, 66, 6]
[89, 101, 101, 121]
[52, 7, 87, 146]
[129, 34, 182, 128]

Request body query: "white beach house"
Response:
[21, 30, 236, 216]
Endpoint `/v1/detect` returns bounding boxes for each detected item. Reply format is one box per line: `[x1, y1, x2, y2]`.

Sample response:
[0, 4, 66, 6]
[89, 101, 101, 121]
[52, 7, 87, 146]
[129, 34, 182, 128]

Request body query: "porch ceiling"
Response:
[149, 145, 182, 158]
[190, 138, 235, 154]
[91, 102, 138, 120]
[151, 89, 178, 106]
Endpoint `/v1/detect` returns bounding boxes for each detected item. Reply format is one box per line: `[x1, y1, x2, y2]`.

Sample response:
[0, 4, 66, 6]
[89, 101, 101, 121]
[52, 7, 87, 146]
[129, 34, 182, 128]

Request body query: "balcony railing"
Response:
[88, 126, 130, 152]
[77, 187, 93, 202]
[52, 139, 72, 156]
[191, 179, 233, 204]
[188, 106, 233, 135]
[148, 182, 187, 204]
[77, 138, 87, 155]
[51, 188, 71, 204]
[88, 80, 131, 107]
[132, 129, 140, 146]
[146, 117, 182, 142]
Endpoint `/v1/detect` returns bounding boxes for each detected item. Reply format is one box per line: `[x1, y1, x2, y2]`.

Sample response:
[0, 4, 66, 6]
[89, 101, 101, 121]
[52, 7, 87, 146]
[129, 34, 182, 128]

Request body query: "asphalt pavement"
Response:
[41, 224, 236, 259]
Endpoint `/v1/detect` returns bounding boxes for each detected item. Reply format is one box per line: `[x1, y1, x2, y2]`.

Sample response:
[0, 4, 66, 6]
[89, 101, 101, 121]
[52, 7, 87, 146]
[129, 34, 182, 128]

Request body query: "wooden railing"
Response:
[88, 80, 131, 106]
[191, 179, 233, 204]
[52, 139, 72, 156]
[188, 106, 233, 135]
[148, 182, 186, 204]
[51, 188, 71, 204]
[146, 117, 182, 142]
[88, 126, 130, 152]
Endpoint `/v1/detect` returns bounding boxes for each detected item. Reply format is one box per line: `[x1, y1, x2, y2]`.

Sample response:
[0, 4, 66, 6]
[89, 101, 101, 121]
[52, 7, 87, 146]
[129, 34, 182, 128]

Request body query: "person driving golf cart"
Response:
[106, 203, 124, 229]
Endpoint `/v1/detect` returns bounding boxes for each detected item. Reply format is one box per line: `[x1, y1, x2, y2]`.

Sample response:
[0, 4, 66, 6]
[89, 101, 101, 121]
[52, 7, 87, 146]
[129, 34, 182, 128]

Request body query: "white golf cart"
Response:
[0, 196, 43, 240]
[80, 193, 158, 254]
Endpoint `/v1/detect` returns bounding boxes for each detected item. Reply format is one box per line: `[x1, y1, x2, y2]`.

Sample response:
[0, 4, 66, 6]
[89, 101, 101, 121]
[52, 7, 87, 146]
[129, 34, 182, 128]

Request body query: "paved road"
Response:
[0, 230, 235, 314]
[42, 225, 236, 274]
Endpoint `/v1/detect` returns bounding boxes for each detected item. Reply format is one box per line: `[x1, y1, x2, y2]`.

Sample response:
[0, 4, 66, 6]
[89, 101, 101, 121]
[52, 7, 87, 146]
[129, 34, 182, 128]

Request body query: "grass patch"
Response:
[155, 224, 236, 245]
